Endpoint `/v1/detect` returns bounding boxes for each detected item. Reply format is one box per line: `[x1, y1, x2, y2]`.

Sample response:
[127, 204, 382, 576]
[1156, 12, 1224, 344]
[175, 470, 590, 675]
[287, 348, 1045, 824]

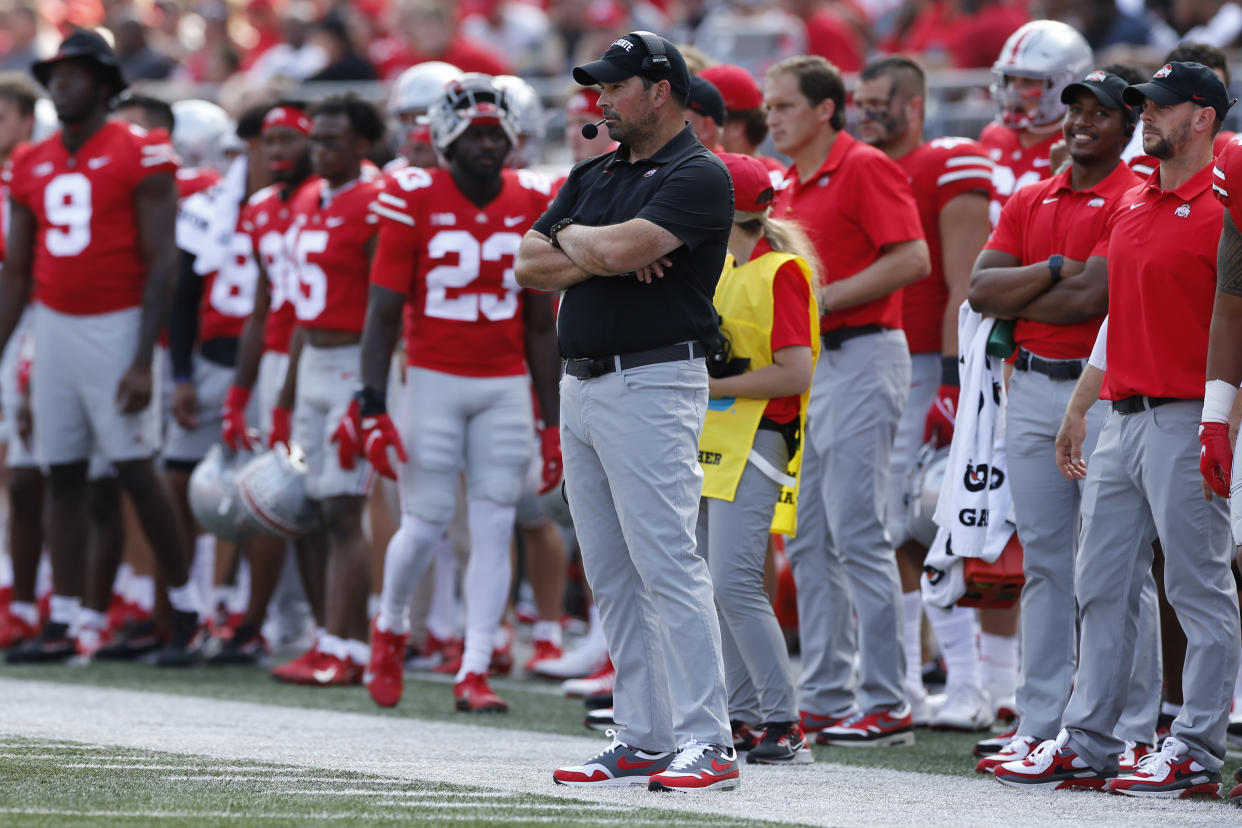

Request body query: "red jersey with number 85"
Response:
[369, 166, 552, 377]
[285, 173, 383, 333]
[9, 121, 178, 315]
[240, 180, 319, 354]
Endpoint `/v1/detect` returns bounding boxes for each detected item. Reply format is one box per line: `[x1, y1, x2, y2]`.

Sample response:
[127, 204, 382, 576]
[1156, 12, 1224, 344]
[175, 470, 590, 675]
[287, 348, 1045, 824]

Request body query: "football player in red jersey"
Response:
[983, 20, 1092, 226]
[359, 75, 560, 712]
[221, 102, 332, 674]
[0, 30, 202, 665]
[0, 73, 40, 652]
[856, 55, 995, 731]
[270, 94, 387, 685]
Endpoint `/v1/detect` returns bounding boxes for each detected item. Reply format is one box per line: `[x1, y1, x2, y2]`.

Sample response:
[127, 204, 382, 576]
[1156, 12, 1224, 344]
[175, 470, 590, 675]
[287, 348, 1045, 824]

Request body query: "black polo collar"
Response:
[605, 123, 699, 169]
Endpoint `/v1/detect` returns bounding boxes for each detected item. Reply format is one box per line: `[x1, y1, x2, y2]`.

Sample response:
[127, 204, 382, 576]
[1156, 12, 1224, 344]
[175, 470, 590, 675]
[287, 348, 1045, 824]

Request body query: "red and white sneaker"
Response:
[1105, 737, 1221, 799]
[365, 619, 408, 708]
[309, 652, 363, 686]
[973, 724, 1019, 757]
[0, 608, 37, 650]
[523, 639, 563, 674]
[561, 659, 615, 698]
[1117, 741, 1152, 775]
[731, 720, 762, 753]
[553, 736, 673, 787]
[975, 735, 1040, 774]
[648, 741, 740, 792]
[799, 708, 853, 735]
[534, 640, 608, 680]
[271, 646, 321, 684]
[817, 705, 915, 747]
[993, 732, 1110, 791]
[454, 671, 508, 712]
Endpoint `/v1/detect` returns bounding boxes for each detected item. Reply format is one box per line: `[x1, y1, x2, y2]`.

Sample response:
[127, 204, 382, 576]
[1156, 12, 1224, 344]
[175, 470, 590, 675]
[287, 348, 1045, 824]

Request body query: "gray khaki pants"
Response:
[560, 357, 731, 752]
[697, 428, 798, 725]
[786, 329, 910, 716]
[1006, 366, 1161, 745]
[1063, 402, 1240, 772]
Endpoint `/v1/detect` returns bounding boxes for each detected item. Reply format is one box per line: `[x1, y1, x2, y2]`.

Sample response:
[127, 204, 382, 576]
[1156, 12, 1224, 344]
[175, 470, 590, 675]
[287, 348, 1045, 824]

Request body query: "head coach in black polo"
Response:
[514, 32, 739, 791]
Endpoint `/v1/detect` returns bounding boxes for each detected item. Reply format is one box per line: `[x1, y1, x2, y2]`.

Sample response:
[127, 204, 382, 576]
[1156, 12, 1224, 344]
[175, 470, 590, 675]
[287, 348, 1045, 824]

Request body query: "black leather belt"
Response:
[821, 324, 883, 350]
[563, 341, 706, 380]
[1013, 349, 1084, 381]
[1112, 395, 1182, 415]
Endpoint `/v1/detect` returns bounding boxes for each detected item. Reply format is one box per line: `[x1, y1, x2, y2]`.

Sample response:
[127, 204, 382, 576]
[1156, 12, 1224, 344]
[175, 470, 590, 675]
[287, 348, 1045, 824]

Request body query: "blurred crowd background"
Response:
[4, 0, 1242, 161]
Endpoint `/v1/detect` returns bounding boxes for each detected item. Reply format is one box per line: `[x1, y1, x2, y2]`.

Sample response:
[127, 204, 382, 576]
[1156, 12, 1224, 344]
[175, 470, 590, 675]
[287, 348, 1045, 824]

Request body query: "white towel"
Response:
[191, 155, 248, 276]
[922, 303, 1016, 608]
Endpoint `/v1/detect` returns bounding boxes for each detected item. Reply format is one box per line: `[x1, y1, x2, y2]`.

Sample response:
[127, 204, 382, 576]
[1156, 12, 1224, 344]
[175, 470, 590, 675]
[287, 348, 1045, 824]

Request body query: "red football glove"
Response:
[362, 413, 408, 480]
[330, 398, 363, 470]
[538, 427, 562, 494]
[1199, 421, 1232, 497]
[269, 405, 292, 451]
[221, 385, 254, 451]
[923, 384, 959, 448]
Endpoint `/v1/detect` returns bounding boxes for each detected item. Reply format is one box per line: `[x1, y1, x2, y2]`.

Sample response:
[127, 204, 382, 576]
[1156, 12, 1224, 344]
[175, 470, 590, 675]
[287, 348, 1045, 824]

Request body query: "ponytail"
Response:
[735, 208, 824, 287]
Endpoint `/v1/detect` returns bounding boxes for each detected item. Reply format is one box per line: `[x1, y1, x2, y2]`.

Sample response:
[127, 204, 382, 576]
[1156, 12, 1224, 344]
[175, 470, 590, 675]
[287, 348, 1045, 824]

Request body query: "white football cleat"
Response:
[930, 683, 992, 731]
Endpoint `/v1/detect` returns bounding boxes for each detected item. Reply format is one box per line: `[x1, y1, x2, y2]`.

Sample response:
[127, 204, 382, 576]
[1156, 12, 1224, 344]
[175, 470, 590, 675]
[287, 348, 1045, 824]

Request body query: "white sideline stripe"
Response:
[0, 678, 1236, 828]
[63, 763, 282, 771]
[0, 808, 647, 824]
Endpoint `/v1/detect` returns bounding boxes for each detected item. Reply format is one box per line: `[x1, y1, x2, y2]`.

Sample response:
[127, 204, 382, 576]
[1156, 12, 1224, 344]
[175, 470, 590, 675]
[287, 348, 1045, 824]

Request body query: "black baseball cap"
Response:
[1061, 70, 1137, 125]
[1123, 60, 1236, 125]
[688, 76, 725, 127]
[32, 29, 127, 96]
[573, 31, 690, 99]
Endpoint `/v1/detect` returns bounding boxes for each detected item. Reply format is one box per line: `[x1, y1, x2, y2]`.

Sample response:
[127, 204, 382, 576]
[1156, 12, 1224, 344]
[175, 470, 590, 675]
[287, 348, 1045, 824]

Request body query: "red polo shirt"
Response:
[773, 130, 923, 333]
[985, 161, 1137, 359]
[1095, 162, 1221, 401]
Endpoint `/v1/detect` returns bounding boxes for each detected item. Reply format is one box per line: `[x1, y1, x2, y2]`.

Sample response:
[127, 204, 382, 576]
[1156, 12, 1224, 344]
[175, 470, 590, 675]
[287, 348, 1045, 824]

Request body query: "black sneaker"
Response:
[585, 707, 616, 732]
[748, 721, 813, 765]
[95, 618, 163, 660]
[731, 719, 762, 752]
[153, 610, 202, 667]
[206, 623, 266, 666]
[1156, 711, 1176, 742]
[583, 691, 613, 710]
[5, 621, 76, 663]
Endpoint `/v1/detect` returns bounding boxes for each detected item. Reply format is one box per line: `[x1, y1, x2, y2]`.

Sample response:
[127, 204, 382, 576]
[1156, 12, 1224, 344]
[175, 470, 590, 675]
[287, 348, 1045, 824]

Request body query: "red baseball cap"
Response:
[567, 88, 603, 116]
[700, 64, 763, 111]
[720, 152, 774, 213]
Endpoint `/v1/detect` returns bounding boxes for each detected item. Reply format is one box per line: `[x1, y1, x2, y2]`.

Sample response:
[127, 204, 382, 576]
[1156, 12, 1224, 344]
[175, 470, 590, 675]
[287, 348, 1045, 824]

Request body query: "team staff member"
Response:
[855, 55, 993, 730]
[514, 32, 738, 791]
[765, 54, 929, 746]
[0, 31, 202, 666]
[698, 152, 818, 765]
[969, 70, 1160, 774]
[999, 62, 1240, 798]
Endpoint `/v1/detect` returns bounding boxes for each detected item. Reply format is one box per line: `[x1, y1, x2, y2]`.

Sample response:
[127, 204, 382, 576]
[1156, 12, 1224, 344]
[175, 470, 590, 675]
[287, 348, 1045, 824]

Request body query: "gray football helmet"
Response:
[189, 443, 260, 542]
[906, 441, 950, 548]
[235, 444, 318, 539]
[172, 99, 232, 172]
[429, 73, 519, 157]
[990, 20, 1093, 129]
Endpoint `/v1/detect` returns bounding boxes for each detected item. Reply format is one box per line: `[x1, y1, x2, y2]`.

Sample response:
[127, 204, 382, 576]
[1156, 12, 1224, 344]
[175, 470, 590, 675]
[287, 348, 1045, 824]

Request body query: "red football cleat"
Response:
[366, 620, 408, 708]
[271, 646, 321, 684]
[522, 639, 563, 674]
[0, 608, 37, 650]
[454, 671, 508, 712]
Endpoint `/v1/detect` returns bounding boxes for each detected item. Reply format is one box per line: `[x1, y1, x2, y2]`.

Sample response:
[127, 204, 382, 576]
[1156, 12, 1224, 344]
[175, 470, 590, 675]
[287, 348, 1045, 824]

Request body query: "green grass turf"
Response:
[0, 737, 788, 827]
[2, 660, 1240, 787]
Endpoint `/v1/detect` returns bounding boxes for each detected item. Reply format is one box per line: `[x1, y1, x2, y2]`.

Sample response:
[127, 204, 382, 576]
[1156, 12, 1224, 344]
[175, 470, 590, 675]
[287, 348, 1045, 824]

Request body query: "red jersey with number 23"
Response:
[369, 166, 551, 377]
[9, 121, 178, 315]
[286, 172, 383, 334]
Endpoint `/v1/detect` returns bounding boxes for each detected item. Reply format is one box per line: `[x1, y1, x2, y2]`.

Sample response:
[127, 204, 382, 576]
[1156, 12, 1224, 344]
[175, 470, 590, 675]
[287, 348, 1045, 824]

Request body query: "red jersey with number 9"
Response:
[369, 166, 552, 377]
[285, 173, 383, 333]
[9, 121, 178, 315]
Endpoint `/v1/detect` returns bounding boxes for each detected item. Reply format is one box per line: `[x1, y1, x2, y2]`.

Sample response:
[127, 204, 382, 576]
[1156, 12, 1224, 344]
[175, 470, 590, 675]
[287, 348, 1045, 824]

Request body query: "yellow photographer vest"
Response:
[699, 251, 819, 536]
